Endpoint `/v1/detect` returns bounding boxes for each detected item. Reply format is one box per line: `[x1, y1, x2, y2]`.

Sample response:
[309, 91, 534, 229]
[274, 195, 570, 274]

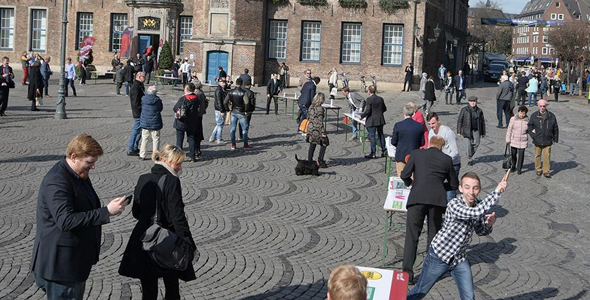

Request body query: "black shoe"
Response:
[510, 168, 516, 172]
[196, 151, 202, 159]
[266, 112, 269, 115]
[275, 111, 279, 115]
[0, 112, 5, 116]
[317, 160, 328, 168]
[381, 151, 387, 158]
[517, 170, 522, 175]
[468, 160, 474, 166]
[31, 108, 40, 111]
[189, 157, 197, 162]
[496, 125, 503, 128]
[364, 154, 376, 159]
[127, 152, 139, 156]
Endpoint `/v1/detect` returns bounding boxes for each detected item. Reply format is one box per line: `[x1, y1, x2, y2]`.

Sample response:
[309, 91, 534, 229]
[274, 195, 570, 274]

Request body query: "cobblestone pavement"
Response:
[0, 78, 589, 300]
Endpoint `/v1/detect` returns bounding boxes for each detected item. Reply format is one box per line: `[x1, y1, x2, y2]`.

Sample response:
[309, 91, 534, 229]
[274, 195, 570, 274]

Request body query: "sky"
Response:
[469, 0, 530, 14]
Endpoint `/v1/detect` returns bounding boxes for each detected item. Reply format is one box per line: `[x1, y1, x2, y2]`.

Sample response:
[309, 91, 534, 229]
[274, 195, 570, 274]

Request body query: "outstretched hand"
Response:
[485, 212, 496, 228]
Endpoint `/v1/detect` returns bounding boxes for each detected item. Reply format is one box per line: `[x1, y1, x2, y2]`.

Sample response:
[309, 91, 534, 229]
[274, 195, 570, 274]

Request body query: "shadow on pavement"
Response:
[237, 280, 326, 300]
[0, 154, 62, 163]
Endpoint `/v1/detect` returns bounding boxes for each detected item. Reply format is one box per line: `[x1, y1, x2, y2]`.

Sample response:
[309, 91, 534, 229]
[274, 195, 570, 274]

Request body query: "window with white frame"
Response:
[556, 1, 560, 7]
[0, 8, 15, 50]
[543, 36, 548, 43]
[551, 13, 557, 20]
[268, 20, 287, 59]
[301, 21, 321, 61]
[382, 24, 403, 65]
[110, 13, 127, 52]
[542, 47, 547, 55]
[178, 16, 193, 54]
[341, 23, 362, 63]
[558, 14, 564, 20]
[76, 12, 93, 50]
[533, 35, 538, 43]
[30, 9, 47, 52]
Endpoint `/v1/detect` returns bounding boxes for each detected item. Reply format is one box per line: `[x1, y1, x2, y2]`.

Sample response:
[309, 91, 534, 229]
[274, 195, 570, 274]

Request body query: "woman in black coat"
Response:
[419, 75, 436, 114]
[119, 144, 197, 300]
[28, 60, 44, 111]
[173, 82, 207, 162]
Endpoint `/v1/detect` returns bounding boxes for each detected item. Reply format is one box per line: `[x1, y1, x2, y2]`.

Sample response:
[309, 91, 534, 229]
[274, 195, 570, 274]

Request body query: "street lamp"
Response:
[55, 0, 68, 119]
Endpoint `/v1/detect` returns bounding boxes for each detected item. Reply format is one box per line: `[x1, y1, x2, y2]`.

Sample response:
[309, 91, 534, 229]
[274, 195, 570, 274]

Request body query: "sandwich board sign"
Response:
[384, 177, 410, 212]
[356, 266, 409, 300]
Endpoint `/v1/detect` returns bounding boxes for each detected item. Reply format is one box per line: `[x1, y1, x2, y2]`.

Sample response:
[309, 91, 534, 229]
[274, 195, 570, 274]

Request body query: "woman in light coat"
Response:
[418, 72, 427, 100]
[505, 105, 529, 174]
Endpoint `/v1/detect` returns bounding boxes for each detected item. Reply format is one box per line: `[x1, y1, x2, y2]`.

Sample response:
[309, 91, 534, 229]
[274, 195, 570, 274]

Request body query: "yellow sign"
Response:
[361, 270, 383, 280]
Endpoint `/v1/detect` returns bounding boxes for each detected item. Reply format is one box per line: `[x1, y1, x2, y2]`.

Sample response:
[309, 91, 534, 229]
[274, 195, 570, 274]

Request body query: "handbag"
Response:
[502, 144, 512, 170]
[141, 175, 193, 271]
[225, 111, 232, 125]
[298, 118, 310, 133]
[174, 100, 187, 121]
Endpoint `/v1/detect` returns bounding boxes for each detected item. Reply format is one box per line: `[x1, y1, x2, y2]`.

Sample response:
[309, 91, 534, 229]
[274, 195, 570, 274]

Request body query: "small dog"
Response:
[295, 155, 320, 176]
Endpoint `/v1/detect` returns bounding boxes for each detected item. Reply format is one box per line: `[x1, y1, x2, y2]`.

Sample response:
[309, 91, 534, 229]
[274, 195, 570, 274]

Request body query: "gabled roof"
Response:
[468, 7, 506, 19]
[519, 0, 553, 17]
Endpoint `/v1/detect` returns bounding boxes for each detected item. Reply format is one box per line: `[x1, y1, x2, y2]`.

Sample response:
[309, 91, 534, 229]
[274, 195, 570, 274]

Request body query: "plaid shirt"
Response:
[431, 191, 500, 266]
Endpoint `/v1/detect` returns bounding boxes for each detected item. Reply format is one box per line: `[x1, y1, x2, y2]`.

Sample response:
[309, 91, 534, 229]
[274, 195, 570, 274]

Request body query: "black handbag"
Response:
[502, 144, 512, 170]
[141, 175, 192, 271]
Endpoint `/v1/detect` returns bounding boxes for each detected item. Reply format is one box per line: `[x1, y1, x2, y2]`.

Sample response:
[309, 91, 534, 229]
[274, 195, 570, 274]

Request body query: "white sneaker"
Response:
[208, 137, 215, 143]
[216, 140, 226, 144]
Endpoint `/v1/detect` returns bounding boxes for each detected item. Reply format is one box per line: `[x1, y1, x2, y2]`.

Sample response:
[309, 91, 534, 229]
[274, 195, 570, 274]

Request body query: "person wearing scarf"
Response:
[457, 96, 486, 166]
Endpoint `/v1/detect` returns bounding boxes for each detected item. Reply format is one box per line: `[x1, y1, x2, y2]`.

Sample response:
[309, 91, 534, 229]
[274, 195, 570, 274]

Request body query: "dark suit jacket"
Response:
[31, 157, 110, 282]
[401, 148, 459, 208]
[361, 94, 387, 127]
[298, 81, 316, 108]
[391, 118, 425, 162]
[454, 75, 467, 91]
[267, 78, 281, 96]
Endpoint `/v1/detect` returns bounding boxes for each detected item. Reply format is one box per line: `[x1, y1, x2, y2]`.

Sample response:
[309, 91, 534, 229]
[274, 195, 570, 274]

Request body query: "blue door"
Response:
[207, 51, 228, 85]
[138, 35, 151, 56]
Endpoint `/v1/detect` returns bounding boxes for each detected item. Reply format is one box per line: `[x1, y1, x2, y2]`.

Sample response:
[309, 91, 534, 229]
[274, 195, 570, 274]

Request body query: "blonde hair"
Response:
[407, 102, 417, 111]
[311, 92, 326, 107]
[327, 265, 367, 300]
[66, 133, 103, 158]
[152, 144, 186, 164]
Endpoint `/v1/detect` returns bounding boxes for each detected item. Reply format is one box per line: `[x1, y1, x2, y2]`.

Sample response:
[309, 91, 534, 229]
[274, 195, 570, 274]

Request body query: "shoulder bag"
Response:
[141, 175, 192, 271]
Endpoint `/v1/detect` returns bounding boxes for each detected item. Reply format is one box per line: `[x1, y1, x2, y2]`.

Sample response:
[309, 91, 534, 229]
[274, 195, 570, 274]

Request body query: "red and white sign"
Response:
[356, 266, 409, 300]
[79, 36, 96, 58]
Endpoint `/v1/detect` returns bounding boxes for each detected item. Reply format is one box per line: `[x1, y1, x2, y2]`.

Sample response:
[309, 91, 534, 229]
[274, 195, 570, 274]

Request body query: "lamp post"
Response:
[55, 0, 68, 119]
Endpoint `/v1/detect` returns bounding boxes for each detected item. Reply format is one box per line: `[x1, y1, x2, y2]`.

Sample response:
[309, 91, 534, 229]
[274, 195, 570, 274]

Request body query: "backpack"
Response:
[175, 100, 188, 121]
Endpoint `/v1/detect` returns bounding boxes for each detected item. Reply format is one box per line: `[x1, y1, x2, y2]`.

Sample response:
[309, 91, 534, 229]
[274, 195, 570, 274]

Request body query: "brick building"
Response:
[511, 0, 590, 65]
[0, 0, 468, 86]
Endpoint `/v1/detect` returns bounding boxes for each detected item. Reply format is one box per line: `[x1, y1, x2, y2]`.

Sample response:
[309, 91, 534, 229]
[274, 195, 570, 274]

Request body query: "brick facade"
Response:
[0, 0, 468, 88]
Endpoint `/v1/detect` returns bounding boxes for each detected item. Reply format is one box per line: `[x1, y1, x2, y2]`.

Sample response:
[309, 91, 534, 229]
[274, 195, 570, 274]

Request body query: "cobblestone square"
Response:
[1, 78, 589, 299]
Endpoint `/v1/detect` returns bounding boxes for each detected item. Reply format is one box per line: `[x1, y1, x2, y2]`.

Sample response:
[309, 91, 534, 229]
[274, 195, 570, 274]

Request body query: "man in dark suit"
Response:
[391, 104, 425, 176]
[400, 135, 459, 284]
[403, 63, 414, 91]
[361, 85, 387, 159]
[31, 134, 127, 299]
[454, 70, 467, 105]
[266, 73, 282, 115]
[239, 68, 252, 86]
[297, 76, 319, 126]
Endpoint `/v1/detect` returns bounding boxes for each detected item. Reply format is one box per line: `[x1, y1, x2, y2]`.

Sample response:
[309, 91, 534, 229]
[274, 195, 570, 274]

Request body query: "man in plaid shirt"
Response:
[407, 172, 507, 300]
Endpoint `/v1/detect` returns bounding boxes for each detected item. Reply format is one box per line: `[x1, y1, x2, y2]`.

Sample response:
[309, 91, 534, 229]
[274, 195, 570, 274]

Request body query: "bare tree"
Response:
[547, 21, 590, 82]
[474, 0, 501, 9]
[469, 2, 512, 55]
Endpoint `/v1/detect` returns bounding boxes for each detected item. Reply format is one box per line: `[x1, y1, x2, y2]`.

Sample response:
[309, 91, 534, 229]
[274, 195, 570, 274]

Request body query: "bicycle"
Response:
[359, 72, 367, 93]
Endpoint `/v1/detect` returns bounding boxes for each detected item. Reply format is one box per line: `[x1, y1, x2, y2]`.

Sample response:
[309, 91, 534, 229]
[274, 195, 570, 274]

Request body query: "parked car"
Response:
[484, 64, 504, 82]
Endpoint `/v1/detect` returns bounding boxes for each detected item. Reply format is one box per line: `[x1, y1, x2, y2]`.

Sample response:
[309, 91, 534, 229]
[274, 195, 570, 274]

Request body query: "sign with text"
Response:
[356, 266, 409, 300]
[384, 177, 410, 212]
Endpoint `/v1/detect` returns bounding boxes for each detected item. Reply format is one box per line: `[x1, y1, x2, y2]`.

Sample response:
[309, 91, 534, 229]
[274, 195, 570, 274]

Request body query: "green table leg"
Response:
[361, 125, 366, 155]
[292, 100, 296, 119]
[381, 212, 394, 267]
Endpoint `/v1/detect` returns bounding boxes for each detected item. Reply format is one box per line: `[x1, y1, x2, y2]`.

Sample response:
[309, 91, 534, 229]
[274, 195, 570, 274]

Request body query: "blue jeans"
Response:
[65, 78, 76, 96]
[297, 106, 309, 125]
[125, 81, 131, 95]
[351, 109, 360, 137]
[540, 87, 547, 99]
[527, 92, 537, 106]
[570, 83, 578, 95]
[35, 274, 86, 300]
[210, 110, 225, 141]
[446, 163, 461, 200]
[407, 247, 475, 300]
[230, 113, 249, 145]
[127, 118, 141, 152]
[367, 125, 385, 156]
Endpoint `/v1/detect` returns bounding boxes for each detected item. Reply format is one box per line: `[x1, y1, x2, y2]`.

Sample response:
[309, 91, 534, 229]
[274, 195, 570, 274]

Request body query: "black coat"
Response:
[28, 64, 44, 101]
[31, 157, 111, 282]
[267, 78, 281, 96]
[391, 118, 425, 162]
[405, 66, 414, 81]
[424, 80, 436, 101]
[361, 94, 387, 127]
[119, 164, 197, 281]
[124, 64, 136, 82]
[298, 81, 316, 108]
[129, 80, 145, 118]
[214, 86, 227, 112]
[457, 105, 486, 138]
[145, 57, 154, 73]
[401, 148, 459, 208]
[528, 110, 559, 146]
[454, 75, 467, 91]
[173, 93, 204, 141]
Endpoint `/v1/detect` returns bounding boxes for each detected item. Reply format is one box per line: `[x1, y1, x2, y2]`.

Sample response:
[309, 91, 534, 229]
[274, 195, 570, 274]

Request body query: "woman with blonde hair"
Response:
[306, 92, 329, 168]
[119, 144, 197, 300]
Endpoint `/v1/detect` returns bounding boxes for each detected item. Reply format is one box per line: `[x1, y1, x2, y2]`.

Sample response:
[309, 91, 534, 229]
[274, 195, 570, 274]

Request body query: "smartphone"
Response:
[124, 195, 133, 205]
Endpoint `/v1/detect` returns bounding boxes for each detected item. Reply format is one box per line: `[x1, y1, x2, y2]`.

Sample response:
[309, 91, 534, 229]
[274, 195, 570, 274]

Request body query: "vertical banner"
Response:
[79, 36, 96, 62]
[120, 27, 134, 58]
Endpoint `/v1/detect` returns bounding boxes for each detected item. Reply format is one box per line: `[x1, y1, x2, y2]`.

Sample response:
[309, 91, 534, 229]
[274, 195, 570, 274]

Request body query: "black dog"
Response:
[295, 155, 320, 176]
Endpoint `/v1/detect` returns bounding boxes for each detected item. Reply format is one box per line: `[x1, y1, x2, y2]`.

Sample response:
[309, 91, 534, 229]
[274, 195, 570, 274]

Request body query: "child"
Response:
[327, 265, 367, 300]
